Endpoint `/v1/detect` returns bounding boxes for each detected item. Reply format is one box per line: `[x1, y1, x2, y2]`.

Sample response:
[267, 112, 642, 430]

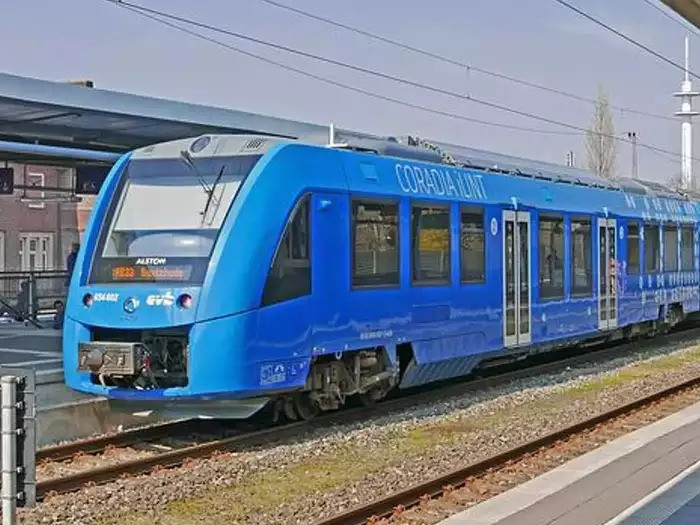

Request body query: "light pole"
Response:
[626, 131, 638, 179]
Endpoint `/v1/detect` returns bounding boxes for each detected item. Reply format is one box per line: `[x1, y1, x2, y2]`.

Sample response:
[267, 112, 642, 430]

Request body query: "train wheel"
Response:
[294, 393, 320, 421]
[283, 396, 299, 421]
[354, 391, 378, 407]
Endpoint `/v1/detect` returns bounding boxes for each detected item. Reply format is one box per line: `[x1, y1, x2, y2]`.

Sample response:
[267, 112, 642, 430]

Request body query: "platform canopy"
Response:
[661, 0, 700, 28]
[0, 72, 325, 164]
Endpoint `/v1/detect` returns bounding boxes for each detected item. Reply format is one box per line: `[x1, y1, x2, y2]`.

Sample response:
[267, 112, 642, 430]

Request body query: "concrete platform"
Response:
[440, 400, 700, 525]
[607, 459, 700, 525]
[0, 323, 165, 447]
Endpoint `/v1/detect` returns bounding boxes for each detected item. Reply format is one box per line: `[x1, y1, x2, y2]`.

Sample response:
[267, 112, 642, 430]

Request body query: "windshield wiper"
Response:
[179, 150, 212, 195]
[202, 164, 226, 223]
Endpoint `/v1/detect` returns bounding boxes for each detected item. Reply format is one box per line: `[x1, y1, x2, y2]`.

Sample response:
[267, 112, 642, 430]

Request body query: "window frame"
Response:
[410, 201, 452, 287]
[627, 221, 641, 276]
[538, 212, 565, 302]
[570, 215, 593, 298]
[681, 224, 695, 272]
[261, 193, 312, 306]
[663, 221, 679, 273]
[643, 221, 661, 274]
[350, 197, 400, 290]
[459, 205, 486, 285]
[25, 172, 46, 210]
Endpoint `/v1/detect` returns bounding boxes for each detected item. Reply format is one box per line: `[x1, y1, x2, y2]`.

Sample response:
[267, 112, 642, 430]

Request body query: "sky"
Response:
[1, 0, 699, 183]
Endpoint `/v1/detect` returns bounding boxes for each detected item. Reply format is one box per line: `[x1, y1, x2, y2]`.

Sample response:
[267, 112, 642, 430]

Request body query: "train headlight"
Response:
[177, 294, 193, 309]
[82, 293, 94, 308]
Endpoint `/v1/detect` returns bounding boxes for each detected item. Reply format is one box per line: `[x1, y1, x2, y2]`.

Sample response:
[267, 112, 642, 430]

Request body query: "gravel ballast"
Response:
[20, 338, 700, 525]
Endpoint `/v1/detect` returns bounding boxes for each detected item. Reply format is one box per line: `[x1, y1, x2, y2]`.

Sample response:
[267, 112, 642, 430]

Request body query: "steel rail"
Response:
[35, 327, 700, 499]
[37, 419, 200, 462]
[313, 375, 700, 525]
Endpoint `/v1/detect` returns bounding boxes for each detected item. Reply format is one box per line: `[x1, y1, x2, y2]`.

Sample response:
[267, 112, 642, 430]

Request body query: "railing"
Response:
[0, 271, 68, 322]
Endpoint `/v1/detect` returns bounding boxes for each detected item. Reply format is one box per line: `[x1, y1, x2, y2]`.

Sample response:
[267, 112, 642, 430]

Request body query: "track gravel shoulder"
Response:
[19, 340, 700, 525]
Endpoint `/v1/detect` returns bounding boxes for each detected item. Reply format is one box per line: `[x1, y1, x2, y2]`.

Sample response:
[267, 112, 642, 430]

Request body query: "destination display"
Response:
[110, 264, 193, 281]
[91, 257, 207, 284]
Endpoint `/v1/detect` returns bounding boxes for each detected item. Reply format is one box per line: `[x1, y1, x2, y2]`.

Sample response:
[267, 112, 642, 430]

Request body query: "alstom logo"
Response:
[135, 258, 167, 266]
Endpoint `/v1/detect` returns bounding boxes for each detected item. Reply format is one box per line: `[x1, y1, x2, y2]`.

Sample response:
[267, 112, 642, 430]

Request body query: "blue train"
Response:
[63, 132, 700, 419]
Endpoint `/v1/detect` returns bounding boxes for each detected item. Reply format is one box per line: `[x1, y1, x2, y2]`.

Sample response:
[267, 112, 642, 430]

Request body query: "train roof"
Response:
[132, 131, 695, 203]
[322, 132, 696, 202]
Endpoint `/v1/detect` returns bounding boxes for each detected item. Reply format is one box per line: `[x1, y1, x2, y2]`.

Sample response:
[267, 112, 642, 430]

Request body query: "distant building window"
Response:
[18, 233, 53, 271]
[682, 226, 694, 271]
[262, 196, 310, 306]
[25, 172, 45, 210]
[460, 207, 485, 283]
[664, 223, 678, 272]
[571, 218, 593, 296]
[627, 222, 640, 275]
[539, 215, 564, 300]
[411, 204, 450, 284]
[352, 200, 399, 287]
[644, 223, 660, 273]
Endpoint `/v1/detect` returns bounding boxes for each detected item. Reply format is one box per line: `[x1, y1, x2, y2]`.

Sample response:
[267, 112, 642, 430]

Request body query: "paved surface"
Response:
[440, 400, 700, 525]
[0, 322, 62, 372]
[608, 459, 700, 525]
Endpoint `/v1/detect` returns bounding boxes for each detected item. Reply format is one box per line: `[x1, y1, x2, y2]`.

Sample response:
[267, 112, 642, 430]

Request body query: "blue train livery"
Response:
[62, 132, 700, 419]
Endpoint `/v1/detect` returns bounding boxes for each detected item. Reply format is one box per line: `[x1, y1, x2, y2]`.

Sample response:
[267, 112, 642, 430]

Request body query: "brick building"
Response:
[0, 163, 86, 272]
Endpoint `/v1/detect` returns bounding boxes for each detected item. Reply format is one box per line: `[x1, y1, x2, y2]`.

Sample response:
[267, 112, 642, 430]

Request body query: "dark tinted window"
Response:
[262, 196, 310, 305]
[539, 215, 564, 300]
[352, 200, 399, 287]
[460, 207, 485, 283]
[411, 204, 450, 284]
[682, 226, 694, 271]
[644, 223, 660, 273]
[664, 223, 678, 272]
[571, 218, 593, 296]
[627, 222, 640, 275]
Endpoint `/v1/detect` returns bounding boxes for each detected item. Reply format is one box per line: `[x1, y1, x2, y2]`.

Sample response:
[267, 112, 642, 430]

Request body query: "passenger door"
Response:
[503, 210, 532, 347]
[257, 195, 313, 364]
[310, 192, 349, 354]
[597, 218, 618, 329]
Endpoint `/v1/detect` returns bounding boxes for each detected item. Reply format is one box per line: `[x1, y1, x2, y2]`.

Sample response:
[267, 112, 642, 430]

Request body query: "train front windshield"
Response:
[89, 154, 261, 284]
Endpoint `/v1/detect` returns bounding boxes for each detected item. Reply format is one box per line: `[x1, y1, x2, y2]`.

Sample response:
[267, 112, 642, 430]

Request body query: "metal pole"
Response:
[627, 132, 638, 179]
[27, 274, 34, 321]
[1, 376, 17, 525]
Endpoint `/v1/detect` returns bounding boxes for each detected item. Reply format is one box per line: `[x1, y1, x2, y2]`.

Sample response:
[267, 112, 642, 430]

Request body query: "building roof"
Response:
[661, 0, 700, 27]
[0, 72, 324, 153]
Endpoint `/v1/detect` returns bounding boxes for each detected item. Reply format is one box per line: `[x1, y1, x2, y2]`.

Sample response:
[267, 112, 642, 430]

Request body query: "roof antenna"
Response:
[326, 122, 347, 149]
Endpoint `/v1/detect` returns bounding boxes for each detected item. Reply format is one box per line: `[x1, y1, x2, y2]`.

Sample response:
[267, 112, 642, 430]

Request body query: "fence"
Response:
[0, 368, 36, 524]
[0, 271, 68, 322]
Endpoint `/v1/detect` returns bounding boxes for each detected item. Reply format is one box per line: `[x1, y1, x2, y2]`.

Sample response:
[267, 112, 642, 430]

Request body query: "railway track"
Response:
[35, 327, 700, 500]
[313, 373, 700, 525]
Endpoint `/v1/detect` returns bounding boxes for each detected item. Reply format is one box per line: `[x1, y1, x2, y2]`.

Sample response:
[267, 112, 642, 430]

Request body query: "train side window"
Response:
[682, 225, 694, 271]
[644, 222, 660, 273]
[539, 214, 564, 300]
[352, 199, 399, 287]
[627, 222, 640, 275]
[411, 204, 450, 284]
[460, 207, 485, 284]
[571, 217, 593, 296]
[262, 195, 310, 306]
[664, 223, 679, 272]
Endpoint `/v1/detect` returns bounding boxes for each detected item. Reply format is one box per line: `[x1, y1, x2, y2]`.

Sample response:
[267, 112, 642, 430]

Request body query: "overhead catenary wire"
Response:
[639, 0, 700, 36]
[104, 0, 696, 166]
[106, 4, 578, 136]
[254, 0, 677, 124]
[550, 0, 700, 80]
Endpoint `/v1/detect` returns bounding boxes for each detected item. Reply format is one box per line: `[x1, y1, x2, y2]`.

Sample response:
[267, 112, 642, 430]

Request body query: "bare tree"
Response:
[586, 87, 618, 179]
[668, 171, 684, 192]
